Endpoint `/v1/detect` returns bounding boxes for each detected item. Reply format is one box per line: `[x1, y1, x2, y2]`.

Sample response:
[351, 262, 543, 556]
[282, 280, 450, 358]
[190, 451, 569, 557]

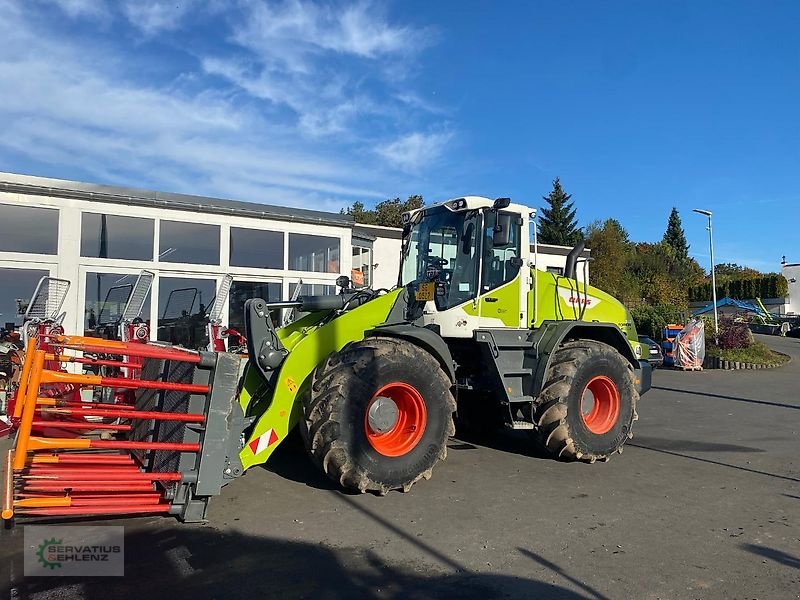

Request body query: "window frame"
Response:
[229, 226, 285, 270]
[158, 219, 222, 266]
[287, 232, 342, 274]
[0, 203, 60, 257]
[0, 262, 57, 328]
[80, 211, 156, 262]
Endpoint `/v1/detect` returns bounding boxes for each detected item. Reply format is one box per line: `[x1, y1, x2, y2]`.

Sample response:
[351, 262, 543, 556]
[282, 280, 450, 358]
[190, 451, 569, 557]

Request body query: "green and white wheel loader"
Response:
[3, 195, 651, 523]
[237, 195, 650, 496]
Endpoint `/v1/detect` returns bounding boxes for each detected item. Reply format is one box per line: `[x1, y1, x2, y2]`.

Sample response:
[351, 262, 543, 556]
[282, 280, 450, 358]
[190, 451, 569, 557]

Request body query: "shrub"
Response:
[716, 315, 752, 350]
[631, 303, 685, 340]
[706, 341, 788, 366]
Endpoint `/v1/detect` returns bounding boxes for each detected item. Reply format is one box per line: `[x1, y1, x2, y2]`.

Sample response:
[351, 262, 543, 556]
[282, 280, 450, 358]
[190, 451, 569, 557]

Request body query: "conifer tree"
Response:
[662, 207, 690, 259]
[538, 178, 582, 246]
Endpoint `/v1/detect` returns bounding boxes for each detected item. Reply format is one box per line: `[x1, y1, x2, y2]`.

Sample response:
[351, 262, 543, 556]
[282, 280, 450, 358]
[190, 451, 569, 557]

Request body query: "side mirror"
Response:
[493, 197, 511, 210]
[462, 222, 475, 254]
[493, 213, 512, 247]
[336, 275, 351, 290]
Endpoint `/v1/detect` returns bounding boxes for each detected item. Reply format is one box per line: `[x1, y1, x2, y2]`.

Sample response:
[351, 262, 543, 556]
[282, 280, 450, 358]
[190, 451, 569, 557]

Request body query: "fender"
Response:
[368, 324, 456, 383]
[529, 320, 649, 397]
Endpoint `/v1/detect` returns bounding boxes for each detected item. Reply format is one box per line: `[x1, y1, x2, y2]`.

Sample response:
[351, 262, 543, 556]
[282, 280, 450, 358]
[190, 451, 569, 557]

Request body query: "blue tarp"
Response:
[692, 297, 764, 317]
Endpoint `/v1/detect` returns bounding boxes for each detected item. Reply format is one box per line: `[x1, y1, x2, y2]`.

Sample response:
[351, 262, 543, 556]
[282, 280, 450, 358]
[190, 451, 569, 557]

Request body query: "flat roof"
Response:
[0, 171, 355, 228]
[354, 224, 402, 240]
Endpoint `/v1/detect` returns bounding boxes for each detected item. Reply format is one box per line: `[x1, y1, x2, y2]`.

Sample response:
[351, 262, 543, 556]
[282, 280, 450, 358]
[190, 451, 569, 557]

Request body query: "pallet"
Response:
[675, 365, 703, 371]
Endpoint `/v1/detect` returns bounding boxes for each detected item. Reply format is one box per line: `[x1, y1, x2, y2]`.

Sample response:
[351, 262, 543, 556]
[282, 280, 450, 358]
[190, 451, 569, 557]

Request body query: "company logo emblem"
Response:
[557, 288, 601, 309]
[37, 538, 63, 570]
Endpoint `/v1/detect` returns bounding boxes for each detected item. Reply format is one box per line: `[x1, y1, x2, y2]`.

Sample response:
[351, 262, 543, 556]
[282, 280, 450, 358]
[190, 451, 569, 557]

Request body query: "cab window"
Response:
[482, 211, 521, 292]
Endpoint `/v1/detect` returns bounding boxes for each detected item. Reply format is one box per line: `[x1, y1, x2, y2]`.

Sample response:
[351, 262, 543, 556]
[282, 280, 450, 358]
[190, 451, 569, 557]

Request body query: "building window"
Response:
[157, 277, 216, 349]
[0, 268, 49, 328]
[352, 246, 372, 287]
[546, 266, 564, 276]
[230, 228, 284, 269]
[159, 221, 220, 265]
[228, 281, 282, 335]
[81, 213, 154, 261]
[0, 204, 58, 255]
[288, 234, 340, 273]
[84, 272, 151, 336]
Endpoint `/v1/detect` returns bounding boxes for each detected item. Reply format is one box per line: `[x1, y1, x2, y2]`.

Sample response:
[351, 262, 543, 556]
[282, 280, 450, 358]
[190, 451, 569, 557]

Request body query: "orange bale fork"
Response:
[2, 332, 241, 523]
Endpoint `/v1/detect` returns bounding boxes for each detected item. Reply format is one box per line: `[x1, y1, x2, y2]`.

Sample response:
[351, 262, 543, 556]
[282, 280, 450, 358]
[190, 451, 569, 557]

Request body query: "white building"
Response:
[781, 260, 800, 316]
[0, 172, 588, 347]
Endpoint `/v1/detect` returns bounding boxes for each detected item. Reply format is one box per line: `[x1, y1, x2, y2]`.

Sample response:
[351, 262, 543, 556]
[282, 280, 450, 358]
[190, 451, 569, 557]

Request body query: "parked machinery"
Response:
[2, 196, 650, 523]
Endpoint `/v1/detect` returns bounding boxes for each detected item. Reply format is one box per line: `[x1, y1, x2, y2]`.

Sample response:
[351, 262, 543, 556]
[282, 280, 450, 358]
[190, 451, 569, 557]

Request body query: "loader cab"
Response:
[401, 197, 530, 337]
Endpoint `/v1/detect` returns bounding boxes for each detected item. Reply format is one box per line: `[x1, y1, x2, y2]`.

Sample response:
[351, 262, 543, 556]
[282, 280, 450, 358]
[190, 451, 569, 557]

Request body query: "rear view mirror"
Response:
[493, 197, 511, 210]
[462, 222, 475, 254]
[493, 214, 512, 247]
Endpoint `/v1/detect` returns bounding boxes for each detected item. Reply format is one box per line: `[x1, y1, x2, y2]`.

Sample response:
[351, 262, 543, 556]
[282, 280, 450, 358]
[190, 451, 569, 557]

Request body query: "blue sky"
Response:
[0, 1, 797, 272]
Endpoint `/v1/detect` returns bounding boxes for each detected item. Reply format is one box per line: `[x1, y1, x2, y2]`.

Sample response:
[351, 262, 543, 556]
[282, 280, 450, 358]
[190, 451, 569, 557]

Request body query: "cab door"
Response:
[478, 211, 523, 328]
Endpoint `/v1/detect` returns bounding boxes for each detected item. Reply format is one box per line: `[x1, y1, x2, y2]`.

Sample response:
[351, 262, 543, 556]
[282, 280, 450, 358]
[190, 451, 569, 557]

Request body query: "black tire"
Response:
[534, 339, 638, 463]
[300, 336, 456, 494]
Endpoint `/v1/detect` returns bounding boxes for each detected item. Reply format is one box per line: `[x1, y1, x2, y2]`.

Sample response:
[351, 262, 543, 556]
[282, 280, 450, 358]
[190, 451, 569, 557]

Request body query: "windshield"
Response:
[401, 206, 480, 310]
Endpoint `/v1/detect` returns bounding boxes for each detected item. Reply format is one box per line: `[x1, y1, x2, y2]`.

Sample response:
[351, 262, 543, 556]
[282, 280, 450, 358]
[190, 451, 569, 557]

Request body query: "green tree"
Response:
[538, 178, 582, 246]
[713, 263, 761, 282]
[662, 207, 689, 259]
[585, 218, 632, 299]
[341, 201, 377, 225]
[341, 195, 424, 228]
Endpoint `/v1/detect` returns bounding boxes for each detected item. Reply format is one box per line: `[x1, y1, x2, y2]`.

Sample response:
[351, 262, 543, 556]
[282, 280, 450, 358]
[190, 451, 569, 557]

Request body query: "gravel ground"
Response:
[2, 334, 798, 599]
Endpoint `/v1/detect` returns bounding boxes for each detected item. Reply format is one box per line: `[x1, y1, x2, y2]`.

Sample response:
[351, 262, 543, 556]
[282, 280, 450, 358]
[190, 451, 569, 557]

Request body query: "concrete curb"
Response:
[702, 352, 791, 371]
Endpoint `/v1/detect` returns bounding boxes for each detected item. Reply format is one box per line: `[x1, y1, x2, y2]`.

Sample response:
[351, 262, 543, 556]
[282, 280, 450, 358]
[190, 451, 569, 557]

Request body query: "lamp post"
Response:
[693, 208, 718, 340]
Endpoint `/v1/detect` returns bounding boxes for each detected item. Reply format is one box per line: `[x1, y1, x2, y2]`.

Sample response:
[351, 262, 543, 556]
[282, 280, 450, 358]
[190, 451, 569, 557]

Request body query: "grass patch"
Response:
[706, 341, 789, 366]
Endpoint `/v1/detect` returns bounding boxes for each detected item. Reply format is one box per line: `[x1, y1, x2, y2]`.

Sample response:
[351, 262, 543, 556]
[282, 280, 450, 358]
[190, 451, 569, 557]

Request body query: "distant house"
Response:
[782, 261, 800, 315]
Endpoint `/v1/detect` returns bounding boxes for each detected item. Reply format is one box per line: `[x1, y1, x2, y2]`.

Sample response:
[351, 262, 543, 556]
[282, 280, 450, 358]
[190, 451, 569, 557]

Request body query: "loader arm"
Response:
[238, 288, 405, 470]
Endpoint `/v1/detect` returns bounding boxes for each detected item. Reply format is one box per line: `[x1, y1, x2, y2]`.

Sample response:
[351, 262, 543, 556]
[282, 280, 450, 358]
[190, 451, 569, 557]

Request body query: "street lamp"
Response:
[693, 208, 718, 340]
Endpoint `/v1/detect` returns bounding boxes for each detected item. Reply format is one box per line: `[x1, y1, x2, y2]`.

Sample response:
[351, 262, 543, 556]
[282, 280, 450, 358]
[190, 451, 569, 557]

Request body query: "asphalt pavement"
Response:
[2, 335, 799, 599]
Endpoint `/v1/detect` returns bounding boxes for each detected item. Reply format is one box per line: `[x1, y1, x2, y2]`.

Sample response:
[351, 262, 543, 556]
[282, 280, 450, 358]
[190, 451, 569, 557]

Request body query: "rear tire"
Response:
[534, 339, 638, 462]
[300, 337, 456, 494]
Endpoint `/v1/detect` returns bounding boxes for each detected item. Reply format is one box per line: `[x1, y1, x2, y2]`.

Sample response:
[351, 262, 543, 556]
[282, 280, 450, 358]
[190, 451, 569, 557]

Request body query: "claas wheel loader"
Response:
[2, 196, 650, 523]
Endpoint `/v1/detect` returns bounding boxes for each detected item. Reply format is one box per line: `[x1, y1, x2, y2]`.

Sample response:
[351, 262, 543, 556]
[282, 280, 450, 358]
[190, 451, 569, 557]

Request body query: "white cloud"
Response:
[233, 0, 430, 70]
[377, 131, 453, 173]
[121, 0, 196, 35]
[205, 0, 441, 139]
[42, 0, 109, 19]
[0, 1, 454, 209]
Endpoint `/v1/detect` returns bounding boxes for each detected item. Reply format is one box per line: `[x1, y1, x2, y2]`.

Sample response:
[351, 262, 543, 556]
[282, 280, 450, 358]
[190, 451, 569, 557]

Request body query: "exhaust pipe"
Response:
[564, 240, 586, 280]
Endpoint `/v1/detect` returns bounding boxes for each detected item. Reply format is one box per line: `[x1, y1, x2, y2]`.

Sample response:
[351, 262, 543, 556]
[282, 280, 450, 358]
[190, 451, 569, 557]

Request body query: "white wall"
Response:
[782, 263, 800, 315]
[371, 235, 402, 290]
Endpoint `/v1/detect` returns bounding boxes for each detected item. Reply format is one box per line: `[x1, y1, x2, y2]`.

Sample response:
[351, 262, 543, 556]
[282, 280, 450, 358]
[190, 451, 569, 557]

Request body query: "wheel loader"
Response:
[2, 195, 650, 523]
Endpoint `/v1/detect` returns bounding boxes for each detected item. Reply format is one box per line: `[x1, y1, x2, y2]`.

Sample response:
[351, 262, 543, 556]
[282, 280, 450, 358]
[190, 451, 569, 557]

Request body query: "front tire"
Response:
[300, 337, 456, 494]
[534, 340, 638, 462]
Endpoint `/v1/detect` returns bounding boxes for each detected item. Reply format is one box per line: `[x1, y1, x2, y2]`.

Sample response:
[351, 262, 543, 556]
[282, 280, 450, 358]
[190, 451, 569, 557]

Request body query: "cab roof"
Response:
[403, 196, 534, 223]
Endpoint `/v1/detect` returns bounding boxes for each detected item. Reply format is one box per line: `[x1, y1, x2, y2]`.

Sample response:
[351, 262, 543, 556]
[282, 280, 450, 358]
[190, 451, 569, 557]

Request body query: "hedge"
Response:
[688, 274, 788, 303]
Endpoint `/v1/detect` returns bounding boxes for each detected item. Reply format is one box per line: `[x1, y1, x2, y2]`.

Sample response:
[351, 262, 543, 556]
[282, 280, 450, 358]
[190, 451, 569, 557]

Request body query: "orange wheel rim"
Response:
[581, 375, 620, 435]
[364, 382, 427, 457]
